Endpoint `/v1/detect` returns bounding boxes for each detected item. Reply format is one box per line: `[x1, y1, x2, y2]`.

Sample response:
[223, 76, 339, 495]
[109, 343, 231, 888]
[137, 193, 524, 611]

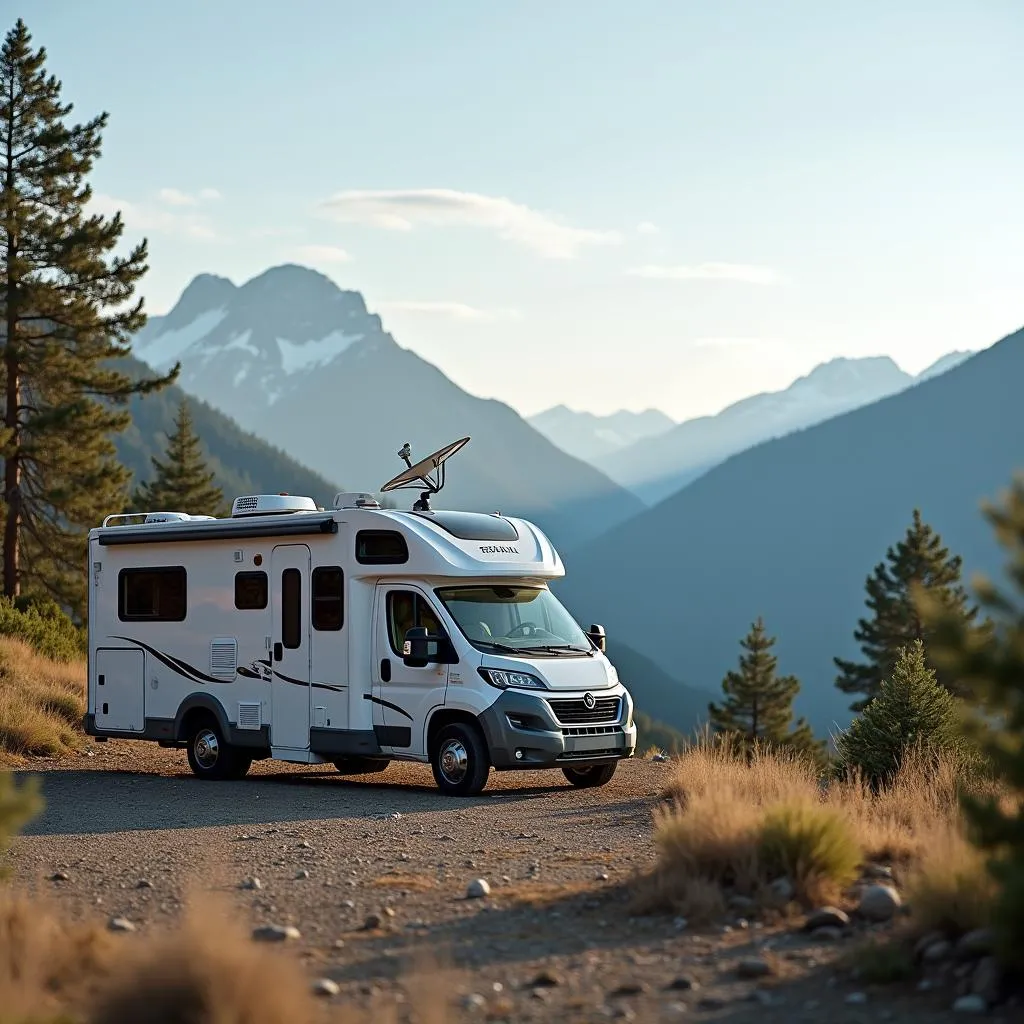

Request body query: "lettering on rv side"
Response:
[479, 544, 519, 555]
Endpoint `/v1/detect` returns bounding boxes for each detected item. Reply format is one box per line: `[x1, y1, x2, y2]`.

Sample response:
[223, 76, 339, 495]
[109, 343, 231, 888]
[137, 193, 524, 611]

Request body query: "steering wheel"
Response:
[506, 621, 541, 638]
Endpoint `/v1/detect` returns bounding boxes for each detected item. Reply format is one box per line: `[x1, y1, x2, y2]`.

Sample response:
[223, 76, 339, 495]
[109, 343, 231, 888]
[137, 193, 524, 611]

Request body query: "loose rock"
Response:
[666, 976, 699, 991]
[810, 926, 844, 942]
[362, 913, 383, 930]
[252, 924, 300, 942]
[922, 940, 953, 963]
[952, 994, 987, 1014]
[803, 907, 850, 931]
[971, 957, 1002, 1005]
[461, 993, 486, 1010]
[136, 878, 153, 889]
[609, 982, 645, 997]
[957, 929, 995, 960]
[737, 957, 774, 979]
[529, 969, 562, 988]
[49, 871, 69, 882]
[466, 878, 491, 899]
[108, 917, 135, 932]
[915, 930, 947, 960]
[767, 877, 794, 903]
[312, 978, 339, 997]
[241, 877, 262, 891]
[857, 884, 901, 922]
[295, 870, 310, 880]
[845, 992, 868, 1005]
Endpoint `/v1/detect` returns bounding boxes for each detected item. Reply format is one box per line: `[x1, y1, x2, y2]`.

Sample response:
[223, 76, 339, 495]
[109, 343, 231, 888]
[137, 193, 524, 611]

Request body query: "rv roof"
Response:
[405, 509, 519, 542]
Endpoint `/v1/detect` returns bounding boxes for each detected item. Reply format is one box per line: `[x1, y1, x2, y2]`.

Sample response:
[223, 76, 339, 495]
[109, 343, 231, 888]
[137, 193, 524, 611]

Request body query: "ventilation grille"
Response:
[210, 638, 238, 679]
[547, 696, 621, 726]
[234, 496, 259, 512]
[237, 702, 262, 730]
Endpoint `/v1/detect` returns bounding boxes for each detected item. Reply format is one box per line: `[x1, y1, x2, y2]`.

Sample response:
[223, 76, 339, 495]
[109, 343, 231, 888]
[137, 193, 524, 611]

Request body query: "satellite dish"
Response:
[380, 436, 470, 511]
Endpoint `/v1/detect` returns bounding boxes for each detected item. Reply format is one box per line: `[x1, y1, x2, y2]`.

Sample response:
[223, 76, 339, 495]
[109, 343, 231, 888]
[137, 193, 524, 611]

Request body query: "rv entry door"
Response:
[271, 544, 311, 749]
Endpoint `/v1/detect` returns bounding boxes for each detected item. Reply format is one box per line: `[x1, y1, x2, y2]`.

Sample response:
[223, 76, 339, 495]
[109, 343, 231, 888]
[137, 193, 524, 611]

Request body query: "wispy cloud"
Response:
[293, 244, 352, 264]
[627, 262, 782, 284]
[636, 221, 660, 235]
[198, 187, 221, 201]
[156, 187, 221, 207]
[90, 192, 219, 241]
[377, 300, 521, 322]
[318, 188, 621, 258]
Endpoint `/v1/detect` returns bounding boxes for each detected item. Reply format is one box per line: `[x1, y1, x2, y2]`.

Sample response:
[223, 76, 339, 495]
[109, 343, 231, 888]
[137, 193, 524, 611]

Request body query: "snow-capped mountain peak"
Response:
[133, 265, 384, 403]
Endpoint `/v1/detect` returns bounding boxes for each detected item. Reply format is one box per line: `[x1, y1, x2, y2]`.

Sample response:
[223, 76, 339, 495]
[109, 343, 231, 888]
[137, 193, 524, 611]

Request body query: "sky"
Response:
[23, 0, 1024, 421]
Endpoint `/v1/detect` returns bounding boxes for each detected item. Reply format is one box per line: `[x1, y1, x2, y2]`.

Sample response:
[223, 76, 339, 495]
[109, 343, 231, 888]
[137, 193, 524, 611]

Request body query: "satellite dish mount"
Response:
[380, 437, 471, 512]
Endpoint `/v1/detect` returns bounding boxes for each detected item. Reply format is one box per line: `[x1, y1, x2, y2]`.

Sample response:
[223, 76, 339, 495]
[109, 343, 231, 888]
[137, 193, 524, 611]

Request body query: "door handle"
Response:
[380, 658, 391, 683]
[274, 642, 283, 662]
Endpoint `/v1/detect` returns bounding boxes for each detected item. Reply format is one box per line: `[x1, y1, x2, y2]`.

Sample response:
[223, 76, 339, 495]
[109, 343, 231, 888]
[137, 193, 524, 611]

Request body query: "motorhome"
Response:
[85, 437, 637, 796]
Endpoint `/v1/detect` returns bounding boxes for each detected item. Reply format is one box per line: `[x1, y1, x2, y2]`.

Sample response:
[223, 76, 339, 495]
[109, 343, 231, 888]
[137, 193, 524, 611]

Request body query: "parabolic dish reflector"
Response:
[380, 436, 470, 493]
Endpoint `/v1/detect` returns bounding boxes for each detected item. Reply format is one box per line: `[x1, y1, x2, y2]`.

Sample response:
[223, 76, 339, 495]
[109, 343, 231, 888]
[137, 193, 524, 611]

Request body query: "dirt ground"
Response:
[5, 741, 1018, 1023]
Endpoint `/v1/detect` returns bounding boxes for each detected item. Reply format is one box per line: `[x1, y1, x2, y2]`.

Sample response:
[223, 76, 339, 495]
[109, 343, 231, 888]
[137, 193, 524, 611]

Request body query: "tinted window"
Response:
[282, 568, 301, 649]
[410, 510, 519, 542]
[356, 530, 408, 564]
[312, 566, 343, 631]
[387, 591, 442, 654]
[234, 571, 268, 610]
[118, 567, 186, 622]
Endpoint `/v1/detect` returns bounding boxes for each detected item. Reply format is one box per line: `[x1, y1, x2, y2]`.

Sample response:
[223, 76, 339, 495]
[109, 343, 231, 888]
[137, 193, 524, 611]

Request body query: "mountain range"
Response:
[528, 405, 676, 463]
[130, 266, 643, 550]
[556, 328, 1023, 735]
[116, 355, 341, 507]
[596, 351, 976, 505]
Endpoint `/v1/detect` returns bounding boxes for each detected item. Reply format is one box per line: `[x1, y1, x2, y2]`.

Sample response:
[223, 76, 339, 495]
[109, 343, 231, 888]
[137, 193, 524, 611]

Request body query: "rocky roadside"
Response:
[5, 742, 1022, 1023]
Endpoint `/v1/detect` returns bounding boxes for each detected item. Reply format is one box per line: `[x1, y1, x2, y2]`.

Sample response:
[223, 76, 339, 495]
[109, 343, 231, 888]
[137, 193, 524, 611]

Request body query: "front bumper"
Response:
[477, 687, 637, 770]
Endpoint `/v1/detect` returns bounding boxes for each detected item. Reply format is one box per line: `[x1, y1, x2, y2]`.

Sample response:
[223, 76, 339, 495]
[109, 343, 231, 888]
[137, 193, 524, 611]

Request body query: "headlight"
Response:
[478, 668, 548, 690]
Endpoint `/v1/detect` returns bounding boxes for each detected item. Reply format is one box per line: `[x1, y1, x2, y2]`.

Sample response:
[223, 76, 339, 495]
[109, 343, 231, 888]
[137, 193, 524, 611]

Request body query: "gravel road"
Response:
[5, 742, 1004, 1023]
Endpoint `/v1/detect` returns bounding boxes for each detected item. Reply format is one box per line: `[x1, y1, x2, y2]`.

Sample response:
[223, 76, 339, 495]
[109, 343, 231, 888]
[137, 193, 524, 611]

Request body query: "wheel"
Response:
[186, 717, 249, 780]
[332, 757, 391, 775]
[431, 722, 490, 797]
[561, 762, 617, 788]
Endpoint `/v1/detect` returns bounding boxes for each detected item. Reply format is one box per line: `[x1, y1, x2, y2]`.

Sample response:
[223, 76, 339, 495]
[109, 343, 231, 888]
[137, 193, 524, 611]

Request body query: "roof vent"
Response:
[333, 491, 381, 510]
[231, 494, 319, 518]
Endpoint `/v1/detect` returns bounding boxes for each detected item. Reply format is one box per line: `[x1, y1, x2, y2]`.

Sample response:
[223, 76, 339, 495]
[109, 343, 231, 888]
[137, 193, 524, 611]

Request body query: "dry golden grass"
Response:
[643, 733, 1004, 926]
[904, 827, 999, 938]
[0, 637, 86, 761]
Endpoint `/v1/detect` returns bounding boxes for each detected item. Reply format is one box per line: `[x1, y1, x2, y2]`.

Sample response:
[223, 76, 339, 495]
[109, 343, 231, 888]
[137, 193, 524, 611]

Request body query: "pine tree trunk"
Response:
[2, 168, 18, 598]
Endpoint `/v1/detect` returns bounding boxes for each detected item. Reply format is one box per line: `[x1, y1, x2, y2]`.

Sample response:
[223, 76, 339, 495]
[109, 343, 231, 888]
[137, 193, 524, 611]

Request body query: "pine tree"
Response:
[918, 474, 1024, 967]
[835, 509, 979, 712]
[834, 639, 966, 786]
[132, 399, 226, 516]
[709, 617, 825, 760]
[0, 19, 176, 612]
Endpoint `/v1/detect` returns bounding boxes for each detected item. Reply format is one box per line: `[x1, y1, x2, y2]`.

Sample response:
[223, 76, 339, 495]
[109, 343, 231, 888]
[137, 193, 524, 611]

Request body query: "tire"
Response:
[431, 722, 490, 797]
[561, 762, 617, 788]
[332, 757, 391, 775]
[186, 717, 249, 781]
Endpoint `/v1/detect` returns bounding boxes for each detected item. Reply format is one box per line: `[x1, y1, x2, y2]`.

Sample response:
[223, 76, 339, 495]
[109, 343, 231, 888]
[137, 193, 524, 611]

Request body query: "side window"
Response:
[312, 566, 343, 631]
[387, 591, 441, 654]
[281, 568, 301, 649]
[118, 567, 186, 622]
[356, 530, 408, 565]
[234, 571, 268, 610]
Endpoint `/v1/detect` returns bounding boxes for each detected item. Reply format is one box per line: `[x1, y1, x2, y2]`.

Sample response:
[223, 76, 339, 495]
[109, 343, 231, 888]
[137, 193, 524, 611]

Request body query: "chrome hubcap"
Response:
[194, 728, 220, 769]
[438, 739, 469, 784]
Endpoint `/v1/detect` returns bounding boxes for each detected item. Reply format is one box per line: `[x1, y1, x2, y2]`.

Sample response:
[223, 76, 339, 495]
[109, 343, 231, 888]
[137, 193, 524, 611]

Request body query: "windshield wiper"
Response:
[513, 644, 592, 656]
[476, 640, 526, 655]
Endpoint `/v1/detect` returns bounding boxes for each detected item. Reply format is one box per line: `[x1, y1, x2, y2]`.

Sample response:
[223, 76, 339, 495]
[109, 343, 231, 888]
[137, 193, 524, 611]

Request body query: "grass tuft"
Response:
[0, 638, 86, 759]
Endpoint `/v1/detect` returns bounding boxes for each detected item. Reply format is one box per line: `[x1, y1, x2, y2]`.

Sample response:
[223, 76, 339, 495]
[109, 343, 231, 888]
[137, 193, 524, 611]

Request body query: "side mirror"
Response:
[402, 626, 456, 667]
[585, 623, 607, 653]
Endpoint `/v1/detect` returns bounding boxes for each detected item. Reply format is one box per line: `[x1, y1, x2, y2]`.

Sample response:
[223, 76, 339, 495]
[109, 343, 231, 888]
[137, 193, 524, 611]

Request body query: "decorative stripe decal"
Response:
[362, 692, 414, 721]
[110, 636, 229, 685]
[111, 637, 345, 692]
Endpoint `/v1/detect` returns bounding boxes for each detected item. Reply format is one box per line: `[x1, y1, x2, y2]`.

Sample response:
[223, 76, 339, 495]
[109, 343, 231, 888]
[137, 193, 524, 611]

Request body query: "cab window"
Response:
[387, 591, 442, 654]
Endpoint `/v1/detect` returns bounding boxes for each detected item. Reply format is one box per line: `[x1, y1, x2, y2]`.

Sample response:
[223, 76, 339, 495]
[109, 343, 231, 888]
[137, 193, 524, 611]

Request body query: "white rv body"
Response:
[86, 493, 636, 795]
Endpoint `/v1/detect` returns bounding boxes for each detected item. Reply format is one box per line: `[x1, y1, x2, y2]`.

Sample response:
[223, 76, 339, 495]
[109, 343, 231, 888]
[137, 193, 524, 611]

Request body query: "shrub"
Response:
[834, 640, 970, 787]
[0, 597, 85, 663]
[758, 802, 862, 902]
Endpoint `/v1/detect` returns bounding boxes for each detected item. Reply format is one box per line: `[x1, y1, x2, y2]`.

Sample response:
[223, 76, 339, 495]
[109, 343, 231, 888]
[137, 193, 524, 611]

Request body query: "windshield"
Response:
[435, 584, 593, 656]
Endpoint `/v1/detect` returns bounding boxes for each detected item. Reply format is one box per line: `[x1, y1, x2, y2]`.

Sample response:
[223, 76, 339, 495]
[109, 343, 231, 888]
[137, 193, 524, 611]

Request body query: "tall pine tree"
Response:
[835, 509, 979, 712]
[1, 19, 176, 612]
[709, 617, 824, 759]
[133, 400, 226, 517]
[918, 474, 1024, 967]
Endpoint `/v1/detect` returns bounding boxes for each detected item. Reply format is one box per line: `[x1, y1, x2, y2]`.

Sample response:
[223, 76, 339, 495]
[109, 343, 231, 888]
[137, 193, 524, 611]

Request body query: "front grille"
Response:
[557, 747, 620, 761]
[547, 696, 621, 726]
[562, 724, 620, 737]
